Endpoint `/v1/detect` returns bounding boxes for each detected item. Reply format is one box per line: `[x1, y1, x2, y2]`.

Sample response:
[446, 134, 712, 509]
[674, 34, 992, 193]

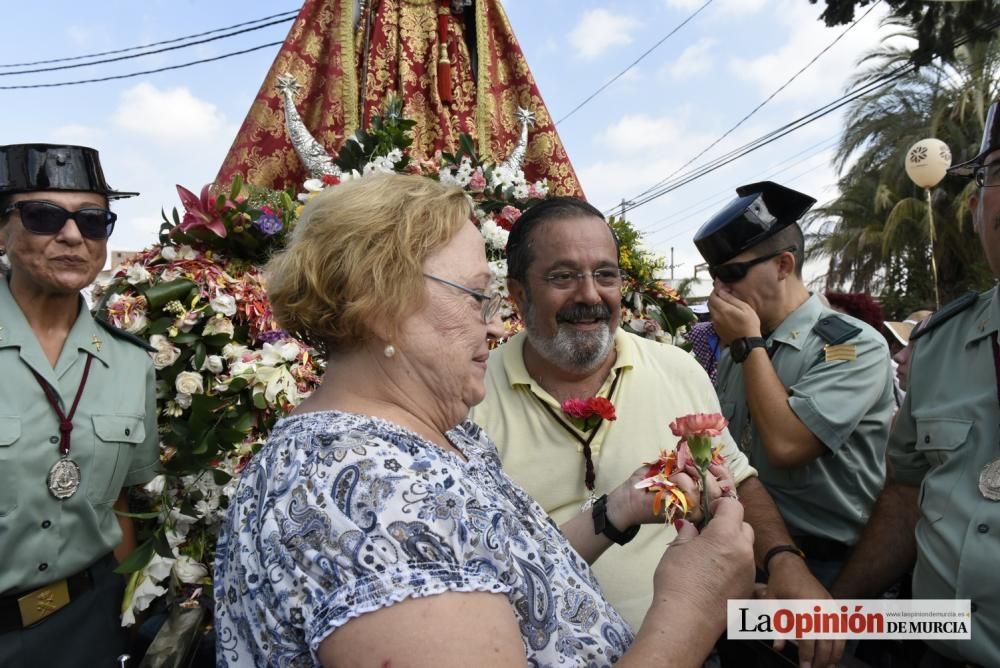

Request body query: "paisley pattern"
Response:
[214, 411, 632, 666]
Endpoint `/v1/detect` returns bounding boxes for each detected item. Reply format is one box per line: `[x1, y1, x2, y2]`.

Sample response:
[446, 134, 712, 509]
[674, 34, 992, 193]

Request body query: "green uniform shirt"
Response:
[0, 278, 159, 594]
[888, 287, 1000, 665]
[716, 294, 895, 545]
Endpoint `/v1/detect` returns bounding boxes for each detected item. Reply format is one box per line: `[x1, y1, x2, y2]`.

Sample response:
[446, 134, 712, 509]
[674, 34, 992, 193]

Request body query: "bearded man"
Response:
[470, 196, 843, 668]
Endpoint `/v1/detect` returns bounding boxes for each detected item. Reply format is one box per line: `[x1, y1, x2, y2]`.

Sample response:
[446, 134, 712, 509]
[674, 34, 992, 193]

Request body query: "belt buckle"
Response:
[16, 579, 70, 627]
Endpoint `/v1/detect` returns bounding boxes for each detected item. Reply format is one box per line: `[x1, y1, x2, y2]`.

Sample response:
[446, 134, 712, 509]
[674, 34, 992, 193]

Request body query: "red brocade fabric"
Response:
[215, 0, 583, 197]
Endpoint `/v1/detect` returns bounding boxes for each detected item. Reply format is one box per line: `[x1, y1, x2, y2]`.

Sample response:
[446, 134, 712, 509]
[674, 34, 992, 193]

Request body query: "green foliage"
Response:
[807, 25, 999, 315]
[812, 0, 999, 66]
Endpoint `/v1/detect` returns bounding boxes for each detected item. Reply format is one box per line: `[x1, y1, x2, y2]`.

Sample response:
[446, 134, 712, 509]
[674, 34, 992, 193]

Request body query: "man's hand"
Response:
[760, 556, 846, 668]
[708, 287, 761, 345]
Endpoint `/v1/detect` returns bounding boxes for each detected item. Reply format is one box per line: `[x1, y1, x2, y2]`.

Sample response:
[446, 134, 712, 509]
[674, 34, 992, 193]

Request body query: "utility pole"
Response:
[619, 198, 633, 220]
[667, 246, 683, 281]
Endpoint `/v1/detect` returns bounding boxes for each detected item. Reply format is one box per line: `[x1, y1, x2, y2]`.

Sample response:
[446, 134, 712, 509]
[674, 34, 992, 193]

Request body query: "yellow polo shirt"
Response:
[470, 329, 756, 629]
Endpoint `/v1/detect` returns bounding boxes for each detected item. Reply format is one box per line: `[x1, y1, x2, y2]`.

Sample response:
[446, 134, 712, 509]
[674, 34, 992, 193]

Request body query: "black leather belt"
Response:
[793, 534, 852, 562]
[0, 560, 99, 633]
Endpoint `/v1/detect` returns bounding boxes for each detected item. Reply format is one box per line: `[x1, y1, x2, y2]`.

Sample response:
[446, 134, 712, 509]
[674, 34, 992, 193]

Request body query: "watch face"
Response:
[732, 338, 748, 362]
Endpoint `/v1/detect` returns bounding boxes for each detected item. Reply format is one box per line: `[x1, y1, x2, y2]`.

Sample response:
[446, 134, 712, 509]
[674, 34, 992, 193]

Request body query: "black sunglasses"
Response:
[2, 200, 116, 240]
[708, 246, 796, 284]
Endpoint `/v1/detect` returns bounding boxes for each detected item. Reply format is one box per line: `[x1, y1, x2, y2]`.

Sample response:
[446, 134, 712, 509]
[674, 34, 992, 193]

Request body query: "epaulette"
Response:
[94, 317, 156, 352]
[910, 291, 979, 341]
[812, 314, 862, 345]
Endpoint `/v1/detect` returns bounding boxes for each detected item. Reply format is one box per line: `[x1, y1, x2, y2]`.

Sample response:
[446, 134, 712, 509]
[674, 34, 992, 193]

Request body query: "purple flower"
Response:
[256, 329, 288, 344]
[254, 207, 283, 236]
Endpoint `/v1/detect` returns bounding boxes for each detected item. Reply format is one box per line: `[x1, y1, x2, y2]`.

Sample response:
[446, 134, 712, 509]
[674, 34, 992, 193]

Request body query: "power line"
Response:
[0, 41, 284, 90]
[655, 160, 832, 245]
[0, 9, 298, 69]
[619, 64, 913, 213]
[645, 141, 838, 241]
[617, 12, 1000, 215]
[617, 1, 882, 211]
[638, 135, 840, 238]
[555, 0, 714, 126]
[1, 17, 295, 77]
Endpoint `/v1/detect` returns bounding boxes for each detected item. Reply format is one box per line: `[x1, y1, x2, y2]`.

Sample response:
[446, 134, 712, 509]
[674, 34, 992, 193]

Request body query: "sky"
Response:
[1, 0, 901, 290]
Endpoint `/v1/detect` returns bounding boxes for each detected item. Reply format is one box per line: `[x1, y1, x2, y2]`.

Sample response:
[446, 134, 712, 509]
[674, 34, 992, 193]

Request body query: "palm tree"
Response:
[808, 20, 999, 316]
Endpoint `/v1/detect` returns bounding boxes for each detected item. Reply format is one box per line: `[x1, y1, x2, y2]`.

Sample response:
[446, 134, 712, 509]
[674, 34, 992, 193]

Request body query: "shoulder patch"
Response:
[812, 314, 862, 345]
[910, 291, 979, 341]
[94, 317, 156, 352]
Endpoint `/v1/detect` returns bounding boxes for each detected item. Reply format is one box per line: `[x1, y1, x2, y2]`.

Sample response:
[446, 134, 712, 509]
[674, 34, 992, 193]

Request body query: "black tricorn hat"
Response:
[948, 101, 1000, 177]
[693, 181, 815, 266]
[0, 144, 138, 200]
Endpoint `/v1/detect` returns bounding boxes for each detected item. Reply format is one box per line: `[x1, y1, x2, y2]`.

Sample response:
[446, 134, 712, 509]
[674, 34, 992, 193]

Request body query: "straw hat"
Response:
[885, 310, 934, 346]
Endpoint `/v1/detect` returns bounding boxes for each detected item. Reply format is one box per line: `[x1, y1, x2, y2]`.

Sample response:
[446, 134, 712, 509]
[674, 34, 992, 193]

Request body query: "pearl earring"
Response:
[383, 344, 396, 358]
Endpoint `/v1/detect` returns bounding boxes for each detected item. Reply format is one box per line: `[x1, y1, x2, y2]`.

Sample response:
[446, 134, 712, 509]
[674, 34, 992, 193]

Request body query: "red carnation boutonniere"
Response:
[635, 412, 728, 523]
[560, 397, 617, 432]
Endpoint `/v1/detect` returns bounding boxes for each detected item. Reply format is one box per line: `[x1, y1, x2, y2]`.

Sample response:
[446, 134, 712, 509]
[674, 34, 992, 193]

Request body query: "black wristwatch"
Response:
[592, 494, 640, 546]
[731, 336, 766, 363]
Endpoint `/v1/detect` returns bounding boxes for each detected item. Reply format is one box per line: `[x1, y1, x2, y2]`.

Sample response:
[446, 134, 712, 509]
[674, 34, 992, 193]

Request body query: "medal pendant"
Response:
[48, 457, 81, 499]
[980, 458, 1000, 501]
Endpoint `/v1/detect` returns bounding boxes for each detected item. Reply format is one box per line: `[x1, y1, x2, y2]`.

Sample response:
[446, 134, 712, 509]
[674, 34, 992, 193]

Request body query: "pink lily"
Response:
[175, 184, 228, 238]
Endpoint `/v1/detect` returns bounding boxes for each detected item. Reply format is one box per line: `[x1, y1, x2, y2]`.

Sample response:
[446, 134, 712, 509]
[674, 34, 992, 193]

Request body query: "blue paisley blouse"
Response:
[214, 411, 634, 667]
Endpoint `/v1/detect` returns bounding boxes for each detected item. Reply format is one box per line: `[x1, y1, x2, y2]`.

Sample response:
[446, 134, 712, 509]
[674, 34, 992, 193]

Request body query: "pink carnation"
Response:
[669, 413, 728, 440]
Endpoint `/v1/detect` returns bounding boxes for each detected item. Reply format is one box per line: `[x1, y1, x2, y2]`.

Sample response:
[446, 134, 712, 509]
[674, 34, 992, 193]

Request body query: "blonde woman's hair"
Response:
[265, 174, 471, 352]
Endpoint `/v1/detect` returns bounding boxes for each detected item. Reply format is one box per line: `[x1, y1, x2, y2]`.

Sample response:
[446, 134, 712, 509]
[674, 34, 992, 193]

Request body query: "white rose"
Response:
[202, 355, 224, 374]
[221, 342, 250, 360]
[175, 392, 192, 409]
[143, 475, 166, 495]
[202, 316, 235, 338]
[160, 245, 178, 261]
[125, 263, 152, 285]
[175, 371, 204, 396]
[149, 334, 181, 369]
[124, 309, 149, 334]
[173, 556, 209, 584]
[210, 292, 237, 317]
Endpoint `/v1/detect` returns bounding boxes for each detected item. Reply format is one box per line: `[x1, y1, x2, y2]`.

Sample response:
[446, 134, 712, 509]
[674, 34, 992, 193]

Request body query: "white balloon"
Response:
[905, 138, 952, 188]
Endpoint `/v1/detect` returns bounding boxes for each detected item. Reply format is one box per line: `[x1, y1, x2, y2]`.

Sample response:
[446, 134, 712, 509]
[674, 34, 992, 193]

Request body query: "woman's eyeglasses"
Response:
[424, 274, 503, 324]
[708, 246, 796, 284]
[542, 268, 622, 290]
[2, 200, 116, 240]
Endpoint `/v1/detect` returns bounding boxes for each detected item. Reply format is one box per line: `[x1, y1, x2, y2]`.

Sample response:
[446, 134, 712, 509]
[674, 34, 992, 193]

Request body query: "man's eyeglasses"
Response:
[424, 274, 503, 324]
[974, 163, 1000, 188]
[708, 246, 797, 284]
[542, 268, 623, 290]
[2, 200, 116, 240]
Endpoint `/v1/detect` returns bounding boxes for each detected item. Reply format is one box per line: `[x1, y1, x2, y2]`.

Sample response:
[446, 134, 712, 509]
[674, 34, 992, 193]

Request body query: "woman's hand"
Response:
[606, 461, 738, 529]
[619, 497, 755, 667]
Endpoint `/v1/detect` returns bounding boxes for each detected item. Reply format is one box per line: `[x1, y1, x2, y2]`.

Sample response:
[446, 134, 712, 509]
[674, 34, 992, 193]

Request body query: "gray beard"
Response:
[524, 302, 615, 374]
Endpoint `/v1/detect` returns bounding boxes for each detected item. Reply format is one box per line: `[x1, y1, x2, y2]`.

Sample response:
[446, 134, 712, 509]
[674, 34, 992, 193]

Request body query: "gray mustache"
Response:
[557, 303, 611, 323]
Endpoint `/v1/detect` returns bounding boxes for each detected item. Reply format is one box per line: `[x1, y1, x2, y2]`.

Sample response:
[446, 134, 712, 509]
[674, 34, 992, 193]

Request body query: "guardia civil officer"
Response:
[832, 102, 1000, 667]
[0, 144, 159, 666]
[694, 182, 896, 588]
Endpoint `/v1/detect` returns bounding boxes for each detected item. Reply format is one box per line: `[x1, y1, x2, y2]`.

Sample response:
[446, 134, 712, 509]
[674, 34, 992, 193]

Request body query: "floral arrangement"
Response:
[611, 216, 695, 344]
[100, 99, 691, 627]
[635, 413, 728, 522]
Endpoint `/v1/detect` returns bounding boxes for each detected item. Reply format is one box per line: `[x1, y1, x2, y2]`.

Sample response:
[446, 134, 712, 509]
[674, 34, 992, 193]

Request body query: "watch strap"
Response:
[735, 336, 766, 363]
[592, 494, 640, 546]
